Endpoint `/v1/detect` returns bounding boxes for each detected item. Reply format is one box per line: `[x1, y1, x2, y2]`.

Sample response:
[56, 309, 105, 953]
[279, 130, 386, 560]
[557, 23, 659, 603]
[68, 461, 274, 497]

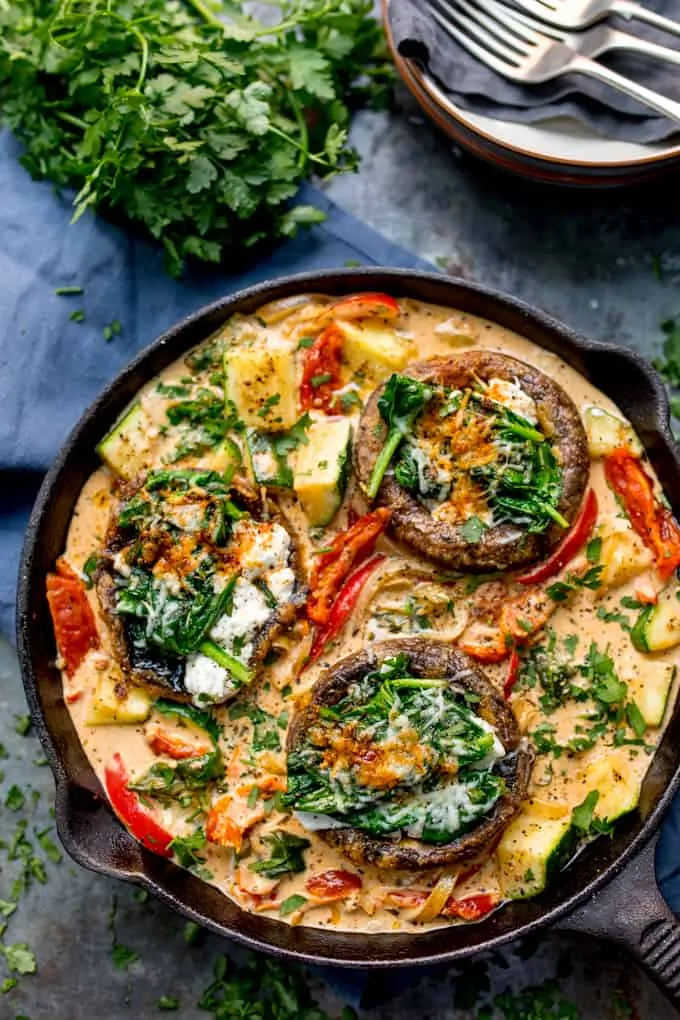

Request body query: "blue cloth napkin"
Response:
[1, 125, 679, 1009]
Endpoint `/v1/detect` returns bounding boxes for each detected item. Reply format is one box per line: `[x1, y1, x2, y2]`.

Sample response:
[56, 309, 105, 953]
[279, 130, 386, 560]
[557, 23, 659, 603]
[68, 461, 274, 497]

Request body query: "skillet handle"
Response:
[555, 833, 680, 1008]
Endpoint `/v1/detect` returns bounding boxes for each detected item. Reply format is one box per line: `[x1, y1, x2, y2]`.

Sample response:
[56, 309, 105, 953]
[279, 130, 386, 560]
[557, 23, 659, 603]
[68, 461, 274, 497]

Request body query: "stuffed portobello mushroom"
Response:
[286, 639, 532, 869]
[354, 351, 590, 571]
[96, 468, 306, 705]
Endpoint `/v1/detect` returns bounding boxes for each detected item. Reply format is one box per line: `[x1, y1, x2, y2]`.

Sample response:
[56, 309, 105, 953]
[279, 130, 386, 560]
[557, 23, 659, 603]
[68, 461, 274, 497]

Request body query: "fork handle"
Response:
[607, 27, 680, 66]
[569, 53, 680, 124]
[611, 0, 680, 39]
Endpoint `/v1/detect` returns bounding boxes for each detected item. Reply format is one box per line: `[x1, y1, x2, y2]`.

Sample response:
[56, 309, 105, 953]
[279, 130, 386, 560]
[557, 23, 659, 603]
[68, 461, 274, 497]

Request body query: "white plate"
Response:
[412, 60, 680, 170]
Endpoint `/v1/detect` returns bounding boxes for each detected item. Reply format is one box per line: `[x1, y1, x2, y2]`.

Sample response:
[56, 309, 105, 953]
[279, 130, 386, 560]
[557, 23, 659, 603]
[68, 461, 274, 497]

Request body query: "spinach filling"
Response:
[111, 470, 253, 686]
[286, 654, 507, 844]
[391, 383, 567, 535]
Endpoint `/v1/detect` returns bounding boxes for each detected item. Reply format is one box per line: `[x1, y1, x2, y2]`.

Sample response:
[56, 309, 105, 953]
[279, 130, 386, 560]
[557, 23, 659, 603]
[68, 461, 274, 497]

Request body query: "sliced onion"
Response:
[409, 872, 459, 923]
[256, 294, 327, 325]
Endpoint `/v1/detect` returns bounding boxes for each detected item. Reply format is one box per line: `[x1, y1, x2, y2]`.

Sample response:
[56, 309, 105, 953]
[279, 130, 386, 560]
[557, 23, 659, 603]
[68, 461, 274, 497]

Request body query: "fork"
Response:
[502, 0, 680, 38]
[428, 0, 680, 124]
[450, 0, 680, 65]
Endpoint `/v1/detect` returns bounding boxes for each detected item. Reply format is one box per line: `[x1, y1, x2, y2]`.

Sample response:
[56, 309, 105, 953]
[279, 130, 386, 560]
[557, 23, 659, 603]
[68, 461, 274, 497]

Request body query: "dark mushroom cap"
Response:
[353, 351, 590, 571]
[287, 638, 533, 870]
[96, 476, 306, 703]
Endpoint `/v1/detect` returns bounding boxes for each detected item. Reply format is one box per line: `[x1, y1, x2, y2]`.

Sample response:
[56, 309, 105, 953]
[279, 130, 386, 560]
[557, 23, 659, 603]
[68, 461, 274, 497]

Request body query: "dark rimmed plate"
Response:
[383, 5, 680, 188]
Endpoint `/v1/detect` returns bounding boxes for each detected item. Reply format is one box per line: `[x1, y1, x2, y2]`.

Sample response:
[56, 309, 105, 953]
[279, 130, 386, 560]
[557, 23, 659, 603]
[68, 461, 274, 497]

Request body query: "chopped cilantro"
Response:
[111, 943, 139, 970]
[5, 787, 25, 813]
[69, 309, 85, 323]
[1, 944, 36, 976]
[626, 701, 647, 738]
[257, 393, 281, 418]
[460, 515, 487, 544]
[14, 716, 31, 737]
[36, 830, 61, 864]
[184, 922, 201, 946]
[82, 553, 99, 588]
[585, 537, 602, 563]
[157, 995, 180, 1010]
[297, 337, 315, 349]
[168, 830, 208, 870]
[596, 606, 632, 632]
[279, 894, 307, 916]
[547, 566, 603, 602]
[249, 830, 310, 878]
[310, 372, 333, 388]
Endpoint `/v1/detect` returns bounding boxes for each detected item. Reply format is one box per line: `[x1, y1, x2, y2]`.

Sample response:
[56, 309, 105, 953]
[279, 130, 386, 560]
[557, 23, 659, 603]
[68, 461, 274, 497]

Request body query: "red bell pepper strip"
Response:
[441, 892, 499, 921]
[503, 648, 521, 700]
[104, 753, 174, 858]
[46, 561, 99, 676]
[148, 727, 211, 761]
[517, 488, 598, 585]
[309, 555, 385, 663]
[457, 632, 510, 664]
[332, 292, 401, 321]
[308, 508, 392, 625]
[604, 449, 680, 581]
[305, 869, 362, 902]
[299, 324, 344, 413]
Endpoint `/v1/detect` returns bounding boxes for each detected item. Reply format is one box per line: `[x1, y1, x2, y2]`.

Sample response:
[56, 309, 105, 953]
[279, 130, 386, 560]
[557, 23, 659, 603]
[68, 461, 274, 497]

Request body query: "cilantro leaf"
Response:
[249, 830, 310, 878]
[0, 0, 394, 275]
[2, 943, 37, 975]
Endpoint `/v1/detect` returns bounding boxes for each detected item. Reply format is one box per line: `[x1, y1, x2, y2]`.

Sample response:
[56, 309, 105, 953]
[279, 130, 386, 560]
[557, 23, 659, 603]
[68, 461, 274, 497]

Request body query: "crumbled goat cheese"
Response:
[233, 520, 291, 577]
[486, 377, 538, 424]
[184, 654, 238, 705]
[210, 578, 271, 663]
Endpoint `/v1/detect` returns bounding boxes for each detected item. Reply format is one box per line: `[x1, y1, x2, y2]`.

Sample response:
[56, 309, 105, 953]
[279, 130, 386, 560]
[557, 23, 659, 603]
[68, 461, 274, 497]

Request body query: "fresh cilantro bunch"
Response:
[0, 0, 393, 275]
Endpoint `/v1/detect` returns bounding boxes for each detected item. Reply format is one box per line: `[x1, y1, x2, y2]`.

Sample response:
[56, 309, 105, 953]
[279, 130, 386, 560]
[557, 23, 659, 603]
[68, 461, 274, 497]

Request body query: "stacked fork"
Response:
[426, 0, 680, 123]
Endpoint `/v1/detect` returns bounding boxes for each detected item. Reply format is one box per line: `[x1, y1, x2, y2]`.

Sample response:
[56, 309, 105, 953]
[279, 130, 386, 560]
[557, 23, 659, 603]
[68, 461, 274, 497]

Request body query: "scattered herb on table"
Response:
[478, 979, 580, 1019]
[0, 0, 393, 276]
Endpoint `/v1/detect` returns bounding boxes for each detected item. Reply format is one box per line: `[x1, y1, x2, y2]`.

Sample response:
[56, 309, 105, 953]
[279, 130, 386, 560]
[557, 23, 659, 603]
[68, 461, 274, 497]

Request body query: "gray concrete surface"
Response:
[3, 85, 680, 1017]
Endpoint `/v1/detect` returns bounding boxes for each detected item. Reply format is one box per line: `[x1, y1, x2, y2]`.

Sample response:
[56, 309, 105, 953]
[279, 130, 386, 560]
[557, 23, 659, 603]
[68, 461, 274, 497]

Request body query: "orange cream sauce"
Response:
[59, 296, 680, 933]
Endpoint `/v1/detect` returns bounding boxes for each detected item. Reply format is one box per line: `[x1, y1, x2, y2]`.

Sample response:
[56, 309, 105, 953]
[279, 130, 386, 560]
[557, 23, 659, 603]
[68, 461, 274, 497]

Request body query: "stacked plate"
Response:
[384, 1, 680, 186]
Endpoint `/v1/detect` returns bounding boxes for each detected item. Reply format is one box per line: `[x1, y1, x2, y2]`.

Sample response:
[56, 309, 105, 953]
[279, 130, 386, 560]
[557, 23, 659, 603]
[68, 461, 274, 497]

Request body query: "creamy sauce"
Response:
[58, 296, 680, 934]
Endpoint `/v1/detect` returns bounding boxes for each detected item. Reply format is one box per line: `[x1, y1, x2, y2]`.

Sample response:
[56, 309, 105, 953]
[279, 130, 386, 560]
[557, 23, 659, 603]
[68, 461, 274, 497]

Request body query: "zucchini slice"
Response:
[336, 319, 416, 379]
[625, 662, 676, 728]
[579, 749, 642, 822]
[245, 429, 293, 488]
[85, 674, 152, 725]
[582, 405, 641, 459]
[96, 401, 152, 480]
[224, 344, 297, 431]
[293, 417, 352, 526]
[631, 585, 680, 653]
[497, 806, 574, 900]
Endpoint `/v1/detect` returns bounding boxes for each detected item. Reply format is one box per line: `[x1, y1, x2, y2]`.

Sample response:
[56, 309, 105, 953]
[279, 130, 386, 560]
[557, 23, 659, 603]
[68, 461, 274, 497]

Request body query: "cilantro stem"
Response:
[287, 91, 309, 172]
[182, 0, 225, 29]
[56, 111, 88, 131]
[199, 640, 252, 686]
[127, 25, 150, 91]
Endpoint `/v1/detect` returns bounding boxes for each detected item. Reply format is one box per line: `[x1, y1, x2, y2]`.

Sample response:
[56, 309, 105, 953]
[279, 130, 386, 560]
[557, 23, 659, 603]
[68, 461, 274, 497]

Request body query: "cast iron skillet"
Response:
[16, 269, 680, 1007]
